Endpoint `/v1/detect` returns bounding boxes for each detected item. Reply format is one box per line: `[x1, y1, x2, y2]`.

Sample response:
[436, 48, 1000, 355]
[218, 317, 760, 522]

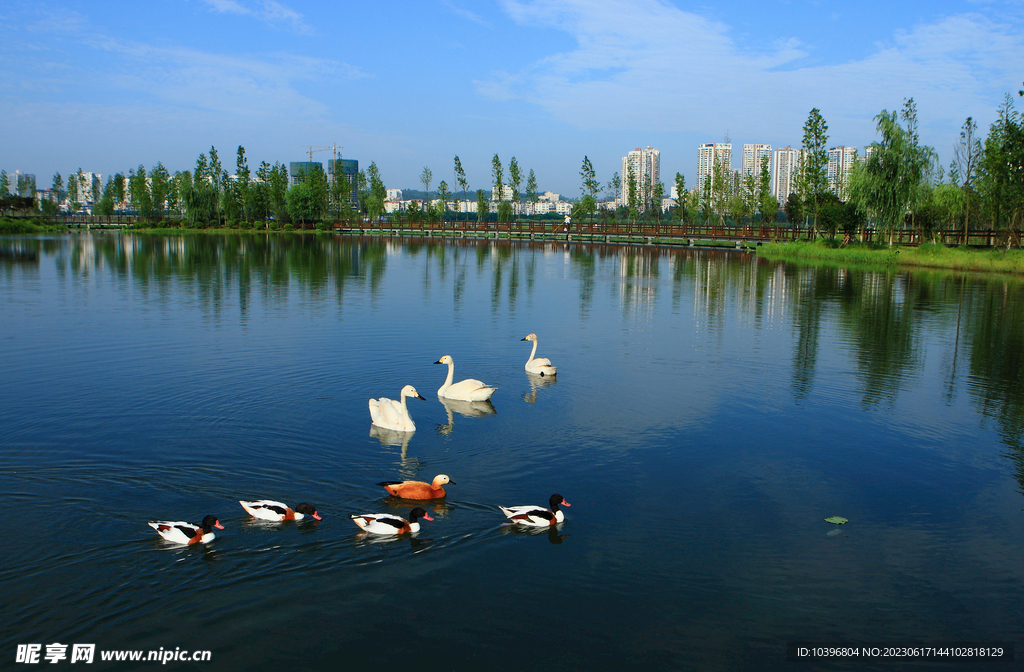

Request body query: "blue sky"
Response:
[2, 0, 1023, 196]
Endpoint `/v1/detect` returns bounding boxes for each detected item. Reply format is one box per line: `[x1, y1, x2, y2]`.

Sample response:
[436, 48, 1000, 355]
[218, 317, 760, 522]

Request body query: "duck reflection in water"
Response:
[523, 371, 557, 403]
[436, 397, 496, 435]
[501, 523, 569, 545]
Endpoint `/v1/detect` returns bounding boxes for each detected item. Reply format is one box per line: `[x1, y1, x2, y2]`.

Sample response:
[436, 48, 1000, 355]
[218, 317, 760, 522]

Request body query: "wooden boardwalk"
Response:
[334, 220, 999, 248]
[23, 214, 1007, 248]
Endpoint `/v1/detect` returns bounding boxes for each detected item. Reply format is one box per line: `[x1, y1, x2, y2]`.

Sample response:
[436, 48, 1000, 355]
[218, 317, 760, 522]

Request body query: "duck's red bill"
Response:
[215, 522, 225, 529]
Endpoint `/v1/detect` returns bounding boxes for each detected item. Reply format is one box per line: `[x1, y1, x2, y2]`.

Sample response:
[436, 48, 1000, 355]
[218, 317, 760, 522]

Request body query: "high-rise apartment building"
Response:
[620, 146, 661, 208]
[827, 146, 858, 200]
[772, 147, 805, 205]
[697, 143, 732, 194]
[741, 144, 772, 184]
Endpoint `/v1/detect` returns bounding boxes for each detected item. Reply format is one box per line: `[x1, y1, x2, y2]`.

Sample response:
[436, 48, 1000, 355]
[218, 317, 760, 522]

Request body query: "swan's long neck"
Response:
[399, 391, 410, 419]
[527, 339, 539, 364]
[444, 361, 455, 388]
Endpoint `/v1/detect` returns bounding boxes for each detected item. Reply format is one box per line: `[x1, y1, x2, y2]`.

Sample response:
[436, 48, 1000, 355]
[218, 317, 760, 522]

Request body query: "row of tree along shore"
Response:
[3, 86, 1022, 249]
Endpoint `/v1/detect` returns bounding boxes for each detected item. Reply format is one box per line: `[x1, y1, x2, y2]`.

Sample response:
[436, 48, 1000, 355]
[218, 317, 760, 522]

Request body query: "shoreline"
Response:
[756, 240, 1024, 276]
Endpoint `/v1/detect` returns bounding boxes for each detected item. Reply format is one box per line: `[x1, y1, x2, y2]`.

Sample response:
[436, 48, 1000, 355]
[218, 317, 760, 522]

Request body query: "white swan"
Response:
[369, 384, 425, 432]
[434, 355, 497, 401]
[521, 333, 557, 376]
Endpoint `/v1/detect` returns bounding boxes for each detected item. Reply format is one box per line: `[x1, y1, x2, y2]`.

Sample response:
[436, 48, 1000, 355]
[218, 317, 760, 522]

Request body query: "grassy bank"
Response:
[758, 240, 1024, 275]
[0, 217, 69, 234]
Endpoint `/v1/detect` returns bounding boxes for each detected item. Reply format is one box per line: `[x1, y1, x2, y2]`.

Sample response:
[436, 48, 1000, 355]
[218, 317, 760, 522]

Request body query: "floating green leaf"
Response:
[824, 516, 848, 525]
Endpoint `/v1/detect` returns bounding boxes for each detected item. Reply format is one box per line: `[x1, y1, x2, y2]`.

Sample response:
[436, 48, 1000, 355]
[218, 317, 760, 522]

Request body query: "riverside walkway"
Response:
[26, 214, 1004, 247]
[335, 219, 998, 248]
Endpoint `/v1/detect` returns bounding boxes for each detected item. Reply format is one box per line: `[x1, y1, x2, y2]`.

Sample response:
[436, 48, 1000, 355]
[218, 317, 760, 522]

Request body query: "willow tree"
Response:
[848, 98, 936, 245]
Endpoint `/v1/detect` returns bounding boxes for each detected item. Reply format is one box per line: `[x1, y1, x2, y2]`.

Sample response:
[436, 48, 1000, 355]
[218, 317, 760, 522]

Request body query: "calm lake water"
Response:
[1, 232, 1022, 671]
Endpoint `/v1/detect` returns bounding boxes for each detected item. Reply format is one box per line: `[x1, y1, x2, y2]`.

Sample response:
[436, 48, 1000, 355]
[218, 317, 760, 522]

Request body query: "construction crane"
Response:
[300, 145, 344, 183]
[301, 144, 343, 164]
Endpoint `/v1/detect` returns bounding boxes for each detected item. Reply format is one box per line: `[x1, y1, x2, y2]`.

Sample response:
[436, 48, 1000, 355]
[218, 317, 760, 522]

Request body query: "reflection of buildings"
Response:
[617, 251, 659, 320]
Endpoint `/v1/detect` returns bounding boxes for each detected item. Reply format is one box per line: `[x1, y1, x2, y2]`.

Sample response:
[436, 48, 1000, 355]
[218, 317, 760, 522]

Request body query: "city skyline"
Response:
[2, 1, 1023, 196]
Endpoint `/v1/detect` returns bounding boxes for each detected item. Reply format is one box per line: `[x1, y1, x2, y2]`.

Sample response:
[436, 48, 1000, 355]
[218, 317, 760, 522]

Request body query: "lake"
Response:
[1, 232, 1022, 670]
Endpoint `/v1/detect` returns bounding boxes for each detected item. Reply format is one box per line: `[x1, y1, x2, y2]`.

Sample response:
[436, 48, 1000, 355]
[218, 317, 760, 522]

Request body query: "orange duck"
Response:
[377, 474, 454, 500]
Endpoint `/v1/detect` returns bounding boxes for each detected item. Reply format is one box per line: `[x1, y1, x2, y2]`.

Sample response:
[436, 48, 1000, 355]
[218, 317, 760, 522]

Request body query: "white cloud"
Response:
[439, 0, 489, 26]
[485, 0, 1024, 149]
[81, 35, 368, 118]
[200, 0, 313, 34]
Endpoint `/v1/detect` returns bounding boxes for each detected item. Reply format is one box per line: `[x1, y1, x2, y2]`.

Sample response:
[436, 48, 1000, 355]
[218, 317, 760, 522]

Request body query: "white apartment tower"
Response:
[772, 146, 805, 205]
[620, 146, 661, 208]
[827, 146, 858, 200]
[697, 143, 732, 194]
[741, 144, 772, 184]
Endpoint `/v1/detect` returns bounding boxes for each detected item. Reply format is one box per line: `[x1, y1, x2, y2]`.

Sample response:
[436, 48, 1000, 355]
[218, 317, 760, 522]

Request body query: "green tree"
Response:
[526, 169, 538, 215]
[0, 170, 8, 196]
[784, 192, 803, 226]
[673, 173, 686, 221]
[366, 161, 386, 222]
[651, 181, 665, 221]
[235, 146, 251, 223]
[92, 176, 114, 217]
[758, 155, 779, 225]
[51, 172, 64, 204]
[978, 94, 1024, 247]
[268, 162, 290, 224]
[607, 171, 621, 204]
[491, 154, 504, 203]
[308, 164, 329, 222]
[436, 180, 450, 222]
[286, 182, 316, 223]
[420, 166, 432, 201]
[740, 168, 757, 222]
[508, 157, 522, 221]
[454, 155, 468, 221]
[626, 166, 639, 222]
[848, 98, 936, 245]
[711, 152, 730, 223]
[800, 107, 830, 233]
[476, 188, 488, 224]
[950, 117, 981, 243]
[129, 165, 154, 220]
[579, 156, 599, 223]
[208, 145, 223, 193]
[113, 173, 126, 205]
[150, 162, 170, 221]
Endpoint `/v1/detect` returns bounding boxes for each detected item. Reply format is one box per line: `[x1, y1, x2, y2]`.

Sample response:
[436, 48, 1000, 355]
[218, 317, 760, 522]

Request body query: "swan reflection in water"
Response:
[523, 371, 557, 403]
[436, 397, 497, 435]
[501, 522, 569, 545]
[369, 425, 421, 470]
